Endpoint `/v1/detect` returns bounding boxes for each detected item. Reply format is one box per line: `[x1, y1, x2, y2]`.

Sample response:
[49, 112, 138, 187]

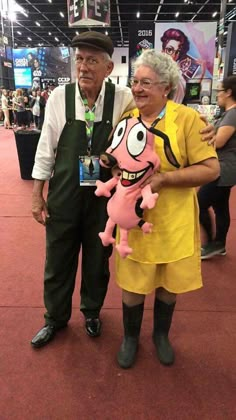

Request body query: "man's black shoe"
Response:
[85, 318, 101, 337]
[31, 325, 57, 348]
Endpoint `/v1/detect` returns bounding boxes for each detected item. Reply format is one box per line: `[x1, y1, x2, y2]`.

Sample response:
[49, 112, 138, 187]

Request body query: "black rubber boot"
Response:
[117, 302, 144, 369]
[153, 298, 176, 366]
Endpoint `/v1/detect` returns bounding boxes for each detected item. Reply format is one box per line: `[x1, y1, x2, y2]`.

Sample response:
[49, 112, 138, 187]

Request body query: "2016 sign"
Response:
[138, 30, 153, 37]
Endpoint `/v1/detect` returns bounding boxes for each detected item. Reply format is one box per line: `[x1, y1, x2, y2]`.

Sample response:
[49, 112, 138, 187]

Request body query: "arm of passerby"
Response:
[32, 179, 49, 225]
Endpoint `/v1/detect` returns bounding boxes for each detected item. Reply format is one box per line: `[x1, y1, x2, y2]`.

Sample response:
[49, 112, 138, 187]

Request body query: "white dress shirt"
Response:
[32, 80, 135, 180]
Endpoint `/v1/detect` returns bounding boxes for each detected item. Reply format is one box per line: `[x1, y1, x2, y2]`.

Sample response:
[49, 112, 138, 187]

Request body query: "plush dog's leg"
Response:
[116, 228, 132, 258]
[99, 218, 116, 246]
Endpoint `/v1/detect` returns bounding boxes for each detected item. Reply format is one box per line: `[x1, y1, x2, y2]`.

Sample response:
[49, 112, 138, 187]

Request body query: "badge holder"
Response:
[79, 155, 100, 186]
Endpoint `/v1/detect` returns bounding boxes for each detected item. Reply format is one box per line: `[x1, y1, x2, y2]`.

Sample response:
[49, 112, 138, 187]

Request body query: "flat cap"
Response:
[71, 31, 114, 57]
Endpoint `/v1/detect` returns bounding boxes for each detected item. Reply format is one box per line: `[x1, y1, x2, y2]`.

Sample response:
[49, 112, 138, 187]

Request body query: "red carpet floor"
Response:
[0, 126, 235, 420]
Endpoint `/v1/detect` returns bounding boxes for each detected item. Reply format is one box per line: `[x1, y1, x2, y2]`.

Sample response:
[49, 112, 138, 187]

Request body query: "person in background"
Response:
[30, 31, 135, 349]
[198, 75, 236, 259]
[1, 89, 10, 129]
[30, 89, 46, 130]
[15, 88, 27, 129]
[41, 87, 49, 103]
[113, 50, 219, 369]
[7, 90, 15, 127]
[12, 91, 18, 127]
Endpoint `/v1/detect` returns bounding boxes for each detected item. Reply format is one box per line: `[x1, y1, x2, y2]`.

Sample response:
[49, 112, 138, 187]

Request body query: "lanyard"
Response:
[138, 106, 166, 128]
[151, 106, 166, 127]
[83, 97, 96, 156]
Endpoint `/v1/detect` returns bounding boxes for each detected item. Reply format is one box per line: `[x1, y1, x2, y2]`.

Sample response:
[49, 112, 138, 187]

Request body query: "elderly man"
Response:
[31, 31, 135, 348]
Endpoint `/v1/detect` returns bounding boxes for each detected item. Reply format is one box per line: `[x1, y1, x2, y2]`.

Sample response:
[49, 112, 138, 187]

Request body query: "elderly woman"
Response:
[115, 50, 220, 369]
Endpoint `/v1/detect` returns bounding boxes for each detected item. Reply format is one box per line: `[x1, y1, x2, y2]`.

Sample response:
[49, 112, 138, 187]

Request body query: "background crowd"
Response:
[0, 85, 55, 130]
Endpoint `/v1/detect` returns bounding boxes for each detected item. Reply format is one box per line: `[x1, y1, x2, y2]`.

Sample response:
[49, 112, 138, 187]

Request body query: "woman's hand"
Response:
[141, 172, 165, 193]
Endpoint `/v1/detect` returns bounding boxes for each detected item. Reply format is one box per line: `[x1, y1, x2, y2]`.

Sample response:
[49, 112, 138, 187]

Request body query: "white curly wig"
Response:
[133, 49, 181, 99]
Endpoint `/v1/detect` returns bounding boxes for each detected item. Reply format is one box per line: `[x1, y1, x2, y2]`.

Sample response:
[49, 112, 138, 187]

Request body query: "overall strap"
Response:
[65, 83, 76, 122]
[102, 82, 115, 125]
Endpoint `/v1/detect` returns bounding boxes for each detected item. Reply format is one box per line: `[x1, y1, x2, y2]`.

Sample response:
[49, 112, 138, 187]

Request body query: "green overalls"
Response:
[44, 82, 115, 327]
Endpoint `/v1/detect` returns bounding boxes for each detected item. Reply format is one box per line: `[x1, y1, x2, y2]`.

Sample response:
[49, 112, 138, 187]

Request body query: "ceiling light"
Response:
[48, 0, 52, 3]
[175, 12, 180, 18]
[55, 37, 59, 42]
[8, 12, 16, 21]
[136, 11, 140, 18]
[59, 12, 64, 18]
[105, 31, 108, 35]
[212, 11, 217, 18]
[22, 11, 28, 17]
[36, 21, 40, 26]
[27, 37, 32, 41]
[76, 31, 79, 35]
[17, 31, 22, 35]
[48, 32, 52, 35]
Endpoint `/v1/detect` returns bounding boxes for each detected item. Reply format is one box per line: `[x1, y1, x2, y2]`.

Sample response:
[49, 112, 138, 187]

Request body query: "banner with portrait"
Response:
[155, 22, 217, 81]
[128, 22, 155, 79]
[155, 22, 217, 103]
[12, 47, 72, 89]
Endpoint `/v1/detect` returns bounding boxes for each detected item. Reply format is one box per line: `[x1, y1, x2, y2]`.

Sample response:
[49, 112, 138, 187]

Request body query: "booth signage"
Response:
[67, 0, 110, 27]
[128, 22, 155, 78]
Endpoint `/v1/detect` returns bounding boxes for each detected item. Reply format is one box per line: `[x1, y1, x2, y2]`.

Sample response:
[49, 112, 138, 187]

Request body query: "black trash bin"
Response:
[14, 129, 41, 180]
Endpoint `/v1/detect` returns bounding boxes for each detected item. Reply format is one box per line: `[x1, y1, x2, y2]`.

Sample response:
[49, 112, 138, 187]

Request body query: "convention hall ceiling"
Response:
[5, 0, 236, 48]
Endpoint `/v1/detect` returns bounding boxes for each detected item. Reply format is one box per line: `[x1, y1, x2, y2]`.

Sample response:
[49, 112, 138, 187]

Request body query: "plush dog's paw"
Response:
[99, 232, 115, 246]
[95, 180, 111, 197]
[141, 222, 153, 234]
[116, 244, 133, 258]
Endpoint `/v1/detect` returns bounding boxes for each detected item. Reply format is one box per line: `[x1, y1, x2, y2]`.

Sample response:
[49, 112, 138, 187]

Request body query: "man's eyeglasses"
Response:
[216, 89, 225, 92]
[75, 56, 100, 67]
[130, 78, 165, 89]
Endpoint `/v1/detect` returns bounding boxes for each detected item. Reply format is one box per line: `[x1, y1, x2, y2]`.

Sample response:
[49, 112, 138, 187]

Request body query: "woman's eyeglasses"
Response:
[130, 78, 165, 90]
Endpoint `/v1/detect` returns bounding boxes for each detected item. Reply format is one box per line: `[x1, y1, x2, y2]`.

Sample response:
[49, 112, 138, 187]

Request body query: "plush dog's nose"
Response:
[100, 153, 117, 168]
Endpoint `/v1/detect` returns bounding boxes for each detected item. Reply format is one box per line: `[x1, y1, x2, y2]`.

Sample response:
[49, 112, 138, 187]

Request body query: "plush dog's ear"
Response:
[149, 127, 181, 169]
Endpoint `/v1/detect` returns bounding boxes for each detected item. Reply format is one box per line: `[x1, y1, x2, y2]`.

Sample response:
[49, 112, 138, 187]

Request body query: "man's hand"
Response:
[32, 194, 49, 225]
[199, 116, 216, 146]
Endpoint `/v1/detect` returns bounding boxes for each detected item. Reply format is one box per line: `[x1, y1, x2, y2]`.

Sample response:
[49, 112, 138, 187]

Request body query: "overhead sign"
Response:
[67, 0, 110, 27]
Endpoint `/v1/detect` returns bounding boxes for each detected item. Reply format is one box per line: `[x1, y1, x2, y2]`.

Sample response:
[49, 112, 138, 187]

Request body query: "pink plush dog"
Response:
[95, 116, 160, 258]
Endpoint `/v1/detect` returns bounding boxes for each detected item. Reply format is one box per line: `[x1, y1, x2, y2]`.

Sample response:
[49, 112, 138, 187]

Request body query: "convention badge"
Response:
[79, 155, 100, 186]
